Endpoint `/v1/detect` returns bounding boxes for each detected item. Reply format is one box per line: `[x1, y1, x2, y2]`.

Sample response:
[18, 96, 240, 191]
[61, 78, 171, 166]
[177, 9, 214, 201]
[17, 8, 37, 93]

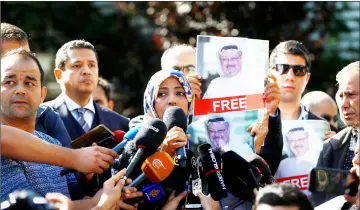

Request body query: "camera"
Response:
[1, 190, 57, 210]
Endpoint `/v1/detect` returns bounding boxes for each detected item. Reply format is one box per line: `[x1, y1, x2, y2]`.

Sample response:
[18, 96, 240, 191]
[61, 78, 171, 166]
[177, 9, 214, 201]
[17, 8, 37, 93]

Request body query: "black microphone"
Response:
[163, 106, 188, 168]
[124, 118, 167, 179]
[250, 154, 276, 186]
[113, 125, 141, 154]
[221, 151, 261, 202]
[161, 149, 197, 194]
[197, 144, 228, 210]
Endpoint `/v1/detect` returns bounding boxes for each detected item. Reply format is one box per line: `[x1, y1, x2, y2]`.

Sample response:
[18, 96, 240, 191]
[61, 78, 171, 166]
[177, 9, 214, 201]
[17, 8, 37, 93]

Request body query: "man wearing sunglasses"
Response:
[302, 91, 339, 131]
[269, 40, 337, 137]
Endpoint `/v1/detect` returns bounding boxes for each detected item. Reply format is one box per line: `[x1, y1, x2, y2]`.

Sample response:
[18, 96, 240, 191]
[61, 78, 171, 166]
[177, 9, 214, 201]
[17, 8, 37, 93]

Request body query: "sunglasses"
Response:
[172, 65, 196, 74]
[321, 114, 338, 122]
[274, 64, 308, 76]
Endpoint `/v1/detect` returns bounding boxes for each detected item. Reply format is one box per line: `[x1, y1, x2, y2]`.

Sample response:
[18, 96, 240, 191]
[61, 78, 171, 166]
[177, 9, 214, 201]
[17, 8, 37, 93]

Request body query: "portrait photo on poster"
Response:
[194, 35, 269, 116]
[188, 110, 259, 161]
[274, 120, 330, 194]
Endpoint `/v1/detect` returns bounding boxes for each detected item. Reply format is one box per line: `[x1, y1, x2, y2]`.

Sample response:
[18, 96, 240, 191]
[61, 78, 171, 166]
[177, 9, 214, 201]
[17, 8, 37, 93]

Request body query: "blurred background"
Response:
[2, 1, 359, 118]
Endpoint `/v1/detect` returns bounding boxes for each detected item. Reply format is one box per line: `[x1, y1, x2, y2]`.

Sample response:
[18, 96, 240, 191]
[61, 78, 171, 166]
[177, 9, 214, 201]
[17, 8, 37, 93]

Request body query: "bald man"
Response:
[302, 91, 339, 129]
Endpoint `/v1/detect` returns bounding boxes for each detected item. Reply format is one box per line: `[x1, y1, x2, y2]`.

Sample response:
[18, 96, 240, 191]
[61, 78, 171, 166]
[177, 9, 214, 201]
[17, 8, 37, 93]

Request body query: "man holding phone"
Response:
[313, 61, 359, 206]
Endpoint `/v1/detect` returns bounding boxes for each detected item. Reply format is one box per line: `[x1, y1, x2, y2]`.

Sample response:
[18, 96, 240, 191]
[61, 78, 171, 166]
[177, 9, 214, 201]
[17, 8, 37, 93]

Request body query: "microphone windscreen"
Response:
[141, 152, 175, 183]
[161, 149, 196, 192]
[250, 154, 275, 185]
[116, 141, 143, 179]
[124, 125, 141, 140]
[221, 151, 260, 199]
[197, 144, 227, 201]
[135, 118, 167, 152]
[163, 106, 187, 132]
[114, 130, 126, 143]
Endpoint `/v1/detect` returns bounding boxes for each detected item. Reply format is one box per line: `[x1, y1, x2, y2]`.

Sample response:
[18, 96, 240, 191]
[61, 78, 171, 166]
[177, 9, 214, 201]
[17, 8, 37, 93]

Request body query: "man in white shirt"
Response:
[205, 116, 255, 161]
[275, 127, 317, 178]
[204, 45, 256, 98]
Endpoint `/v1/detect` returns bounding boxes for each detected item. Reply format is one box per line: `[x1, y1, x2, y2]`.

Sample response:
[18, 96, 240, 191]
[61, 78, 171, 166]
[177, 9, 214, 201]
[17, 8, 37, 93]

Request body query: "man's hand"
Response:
[161, 190, 188, 210]
[264, 75, 281, 115]
[91, 169, 127, 210]
[247, 118, 269, 154]
[71, 145, 118, 174]
[46, 193, 74, 210]
[323, 131, 336, 140]
[186, 74, 202, 99]
[196, 191, 220, 210]
[160, 126, 188, 156]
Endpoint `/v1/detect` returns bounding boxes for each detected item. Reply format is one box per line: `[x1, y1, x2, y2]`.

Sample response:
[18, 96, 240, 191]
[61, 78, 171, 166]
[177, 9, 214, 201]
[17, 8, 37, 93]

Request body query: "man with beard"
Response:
[205, 116, 255, 161]
[203, 45, 258, 98]
[275, 127, 318, 179]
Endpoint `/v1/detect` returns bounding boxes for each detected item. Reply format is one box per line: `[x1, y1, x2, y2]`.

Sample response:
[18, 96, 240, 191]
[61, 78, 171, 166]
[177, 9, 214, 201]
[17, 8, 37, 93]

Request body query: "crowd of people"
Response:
[0, 22, 359, 210]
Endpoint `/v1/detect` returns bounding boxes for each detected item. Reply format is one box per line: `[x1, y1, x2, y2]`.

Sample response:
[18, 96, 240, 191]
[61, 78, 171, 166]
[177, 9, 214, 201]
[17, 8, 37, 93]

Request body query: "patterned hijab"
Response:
[143, 69, 193, 122]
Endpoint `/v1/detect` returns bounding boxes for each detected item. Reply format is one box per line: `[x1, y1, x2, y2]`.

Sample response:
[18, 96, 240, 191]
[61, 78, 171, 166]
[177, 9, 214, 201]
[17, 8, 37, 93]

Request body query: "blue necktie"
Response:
[77, 108, 90, 132]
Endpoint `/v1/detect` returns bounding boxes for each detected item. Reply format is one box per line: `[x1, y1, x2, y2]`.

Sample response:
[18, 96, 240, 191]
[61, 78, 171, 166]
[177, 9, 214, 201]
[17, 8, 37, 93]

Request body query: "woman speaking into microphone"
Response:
[142, 69, 193, 157]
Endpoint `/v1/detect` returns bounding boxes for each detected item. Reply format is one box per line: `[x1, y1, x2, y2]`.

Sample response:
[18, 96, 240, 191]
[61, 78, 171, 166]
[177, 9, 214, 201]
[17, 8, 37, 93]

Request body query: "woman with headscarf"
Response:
[142, 69, 193, 156]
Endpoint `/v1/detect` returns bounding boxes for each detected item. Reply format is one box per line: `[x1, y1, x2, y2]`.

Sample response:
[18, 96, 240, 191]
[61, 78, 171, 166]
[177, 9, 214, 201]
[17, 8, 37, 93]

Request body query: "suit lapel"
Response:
[53, 96, 85, 140]
[332, 127, 353, 169]
[94, 102, 111, 129]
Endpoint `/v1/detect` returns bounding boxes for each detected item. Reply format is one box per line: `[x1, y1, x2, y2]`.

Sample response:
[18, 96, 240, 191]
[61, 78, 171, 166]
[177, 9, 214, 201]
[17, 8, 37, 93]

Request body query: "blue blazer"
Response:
[43, 95, 130, 141]
[36, 105, 72, 147]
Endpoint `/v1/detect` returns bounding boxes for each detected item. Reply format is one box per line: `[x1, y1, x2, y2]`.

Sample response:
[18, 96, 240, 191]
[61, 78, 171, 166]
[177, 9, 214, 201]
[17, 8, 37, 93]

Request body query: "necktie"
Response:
[77, 108, 90, 132]
[343, 130, 358, 170]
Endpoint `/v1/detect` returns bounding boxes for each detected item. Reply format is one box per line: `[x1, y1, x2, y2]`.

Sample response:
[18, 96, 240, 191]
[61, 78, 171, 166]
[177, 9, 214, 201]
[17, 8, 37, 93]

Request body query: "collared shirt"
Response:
[62, 93, 95, 128]
[1, 131, 77, 201]
[298, 103, 309, 120]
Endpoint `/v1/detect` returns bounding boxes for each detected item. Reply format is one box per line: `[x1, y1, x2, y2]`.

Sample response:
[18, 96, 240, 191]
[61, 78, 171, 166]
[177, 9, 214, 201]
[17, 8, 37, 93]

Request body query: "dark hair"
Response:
[269, 40, 311, 70]
[1, 49, 44, 86]
[55, 39, 98, 70]
[253, 183, 314, 210]
[1, 23, 28, 42]
[97, 76, 113, 101]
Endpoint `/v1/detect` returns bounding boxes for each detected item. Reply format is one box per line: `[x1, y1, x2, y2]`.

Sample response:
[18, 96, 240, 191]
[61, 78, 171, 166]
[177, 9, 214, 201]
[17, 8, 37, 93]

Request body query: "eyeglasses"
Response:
[274, 64, 308, 76]
[172, 65, 196, 74]
[321, 114, 338, 122]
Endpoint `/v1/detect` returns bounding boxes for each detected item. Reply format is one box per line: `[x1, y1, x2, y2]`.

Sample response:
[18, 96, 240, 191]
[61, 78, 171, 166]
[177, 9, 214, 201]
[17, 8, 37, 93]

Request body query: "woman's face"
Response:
[155, 76, 189, 120]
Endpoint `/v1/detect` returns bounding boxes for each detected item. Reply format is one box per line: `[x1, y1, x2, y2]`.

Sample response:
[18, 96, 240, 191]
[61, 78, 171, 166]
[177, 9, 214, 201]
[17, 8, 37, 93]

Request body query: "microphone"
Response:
[161, 149, 197, 193]
[128, 152, 175, 188]
[221, 151, 261, 202]
[250, 154, 276, 186]
[60, 128, 125, 176]
[124, 119, 167, 179]
[163, 106, 188, 168]
[113, 125, 141, 154]
[197, 144, 228, 210]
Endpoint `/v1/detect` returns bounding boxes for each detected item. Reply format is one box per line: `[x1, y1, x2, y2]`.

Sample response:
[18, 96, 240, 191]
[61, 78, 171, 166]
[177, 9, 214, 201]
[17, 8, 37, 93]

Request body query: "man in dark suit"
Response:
[269, 40, 338, 136]
[44, 40, 129, 193]
[44, 40, 129, 140]
[312, 61, 359, 206]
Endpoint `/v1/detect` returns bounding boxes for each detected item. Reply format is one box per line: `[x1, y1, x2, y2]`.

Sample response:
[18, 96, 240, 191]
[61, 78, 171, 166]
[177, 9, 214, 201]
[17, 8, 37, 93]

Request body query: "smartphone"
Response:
[308, 167, 359, 196]
[71, 124, 116, 149]
[185, 174, 202, 210]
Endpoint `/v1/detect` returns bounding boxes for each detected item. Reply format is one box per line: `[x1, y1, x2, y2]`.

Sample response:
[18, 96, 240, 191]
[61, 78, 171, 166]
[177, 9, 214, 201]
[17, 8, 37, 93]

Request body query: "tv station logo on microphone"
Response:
[145, 123, 159, 133]
[152, 159, 166, 169]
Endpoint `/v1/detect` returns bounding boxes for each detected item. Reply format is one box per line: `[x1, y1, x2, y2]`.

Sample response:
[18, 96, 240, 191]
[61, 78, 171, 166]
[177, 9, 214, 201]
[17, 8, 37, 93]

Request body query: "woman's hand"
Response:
[160, 126, 188, 156]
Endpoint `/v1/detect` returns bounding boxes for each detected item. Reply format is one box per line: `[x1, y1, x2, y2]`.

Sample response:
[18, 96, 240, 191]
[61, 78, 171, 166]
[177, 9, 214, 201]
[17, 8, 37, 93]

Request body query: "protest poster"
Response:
[274, 120, 331, 195]
[189, 35, 269, 159]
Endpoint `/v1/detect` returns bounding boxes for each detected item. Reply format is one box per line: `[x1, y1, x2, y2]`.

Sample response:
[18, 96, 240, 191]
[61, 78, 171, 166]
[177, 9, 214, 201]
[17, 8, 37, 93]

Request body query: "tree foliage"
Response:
[1, 2, 356, 117]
